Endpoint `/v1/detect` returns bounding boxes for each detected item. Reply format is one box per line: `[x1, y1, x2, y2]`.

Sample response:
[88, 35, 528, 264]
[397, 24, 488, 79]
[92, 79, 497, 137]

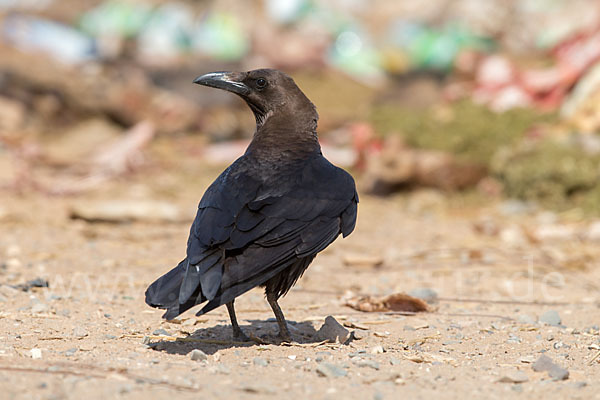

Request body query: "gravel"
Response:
[316, 316, 350, 344]
[532, 354, 569, 381]
[315, 363, 347, 378]
[539, 310, 562, 326]
[253, 357, 268, 367]
[189, 349, 208, 361]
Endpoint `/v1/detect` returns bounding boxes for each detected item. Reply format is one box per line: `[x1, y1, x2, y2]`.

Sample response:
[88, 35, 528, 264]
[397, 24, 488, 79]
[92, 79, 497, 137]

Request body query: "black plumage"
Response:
[145, 69, 358, 341]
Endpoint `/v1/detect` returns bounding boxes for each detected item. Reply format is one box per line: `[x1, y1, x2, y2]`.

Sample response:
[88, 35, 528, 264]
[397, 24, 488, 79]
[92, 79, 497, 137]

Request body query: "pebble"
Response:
[532, 355, 569, 381]
[315, 351, 332, 362]
[497, 370, 529, 383]
[569, 382, 587, 389]
[30, 348, 42, 359]
[408, 288, 438, 303]
[370, 345, 385, 354]
[240, 384, 277, 394]
[253, 357, 268, 367]
[352, 330, 369, 340]
[31, 302, 49, 313]
[211, 365, 230, 375]
[507, 334, 522, 344]
[390, 358, 402, 366]
[517, 314, 537, 325]
[72, 327, 88, 338]
[539, 310, 561, 326]
[64, 348, 78, 357]
[316, 316, 350, 344]
[352, 359, 380, 370]
[189, 349, 208, 361]
[152, 328, 170, 336]
[315, 362, 347, 378]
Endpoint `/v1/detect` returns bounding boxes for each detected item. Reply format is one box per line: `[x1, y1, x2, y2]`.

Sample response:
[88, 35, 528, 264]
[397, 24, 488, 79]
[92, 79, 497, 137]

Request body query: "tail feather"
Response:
[145, 259, 200, 319]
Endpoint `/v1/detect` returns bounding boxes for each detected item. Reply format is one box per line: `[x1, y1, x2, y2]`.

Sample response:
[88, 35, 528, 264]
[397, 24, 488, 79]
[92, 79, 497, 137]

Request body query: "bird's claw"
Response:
[232, 329, 251, 342]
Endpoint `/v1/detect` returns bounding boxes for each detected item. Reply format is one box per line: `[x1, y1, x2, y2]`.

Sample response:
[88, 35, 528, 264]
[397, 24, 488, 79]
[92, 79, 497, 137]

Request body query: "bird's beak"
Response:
[193, 72, 250, 96]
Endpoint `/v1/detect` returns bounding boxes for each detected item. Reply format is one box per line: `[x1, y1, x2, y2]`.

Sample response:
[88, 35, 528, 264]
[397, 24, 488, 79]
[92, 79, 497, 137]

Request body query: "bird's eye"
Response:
[256, 78, 267, 88]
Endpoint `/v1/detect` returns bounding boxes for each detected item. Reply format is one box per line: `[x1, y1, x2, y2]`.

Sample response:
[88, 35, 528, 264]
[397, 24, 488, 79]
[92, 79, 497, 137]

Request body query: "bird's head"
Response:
[193, 69, 317, 130]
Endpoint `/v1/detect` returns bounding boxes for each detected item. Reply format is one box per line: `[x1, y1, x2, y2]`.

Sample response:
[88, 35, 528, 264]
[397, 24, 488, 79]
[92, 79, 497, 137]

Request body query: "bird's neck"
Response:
[246, 108, 321, 158]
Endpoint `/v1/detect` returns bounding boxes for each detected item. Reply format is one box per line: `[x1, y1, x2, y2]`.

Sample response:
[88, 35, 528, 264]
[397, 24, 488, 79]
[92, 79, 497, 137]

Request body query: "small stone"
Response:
[497, 370, 528, 383]
[30, 348, 42, 359]
[104, 334, 117, 340]
[390, 358, 402, 366]
[152, 328, 169, 336]
[548, 365, 569, 381]
[569, 382, 587, 389]
[72, 327, 88, 338]
[353, 359, 380, 370]
[370, 345, 385, 354]
[253, 357, 268, 366]
[31, 302, 49, 313]
[539, 310, 561, 326]
[507, 334, 522, 344]
[352, 329, 369, 340]
[532, 355, 555, 372]
[532, 354, 569, 380]
[211, 365, 230, 375]
[315, 362, 347, 378]
[408, 288, 438, 303]
[316, 316, 350, 344]
[64, 348, 78, 357]
[189, 349, 208, 361]
[517, 314, 536, 325]
[240, 384, 277, 394]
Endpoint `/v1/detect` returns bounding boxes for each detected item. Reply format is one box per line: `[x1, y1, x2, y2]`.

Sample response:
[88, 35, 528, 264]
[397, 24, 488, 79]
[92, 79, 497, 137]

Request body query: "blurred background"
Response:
[1, 0, 600, 215]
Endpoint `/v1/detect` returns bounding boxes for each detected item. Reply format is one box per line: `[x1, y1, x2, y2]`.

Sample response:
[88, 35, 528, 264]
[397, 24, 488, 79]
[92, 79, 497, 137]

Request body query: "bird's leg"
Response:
[226, 301, 249, 341]
[266, 291, 292, 342]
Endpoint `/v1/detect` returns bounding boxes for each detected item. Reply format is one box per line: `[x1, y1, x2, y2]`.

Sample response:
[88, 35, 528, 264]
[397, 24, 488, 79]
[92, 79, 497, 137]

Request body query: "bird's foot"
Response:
[278, 327, 292, 343]
[232, 327, 251, 342]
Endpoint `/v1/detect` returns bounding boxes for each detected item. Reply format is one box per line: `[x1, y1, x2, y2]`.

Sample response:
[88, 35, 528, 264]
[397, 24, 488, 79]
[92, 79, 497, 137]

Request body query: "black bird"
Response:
[145, 69, 358, 341]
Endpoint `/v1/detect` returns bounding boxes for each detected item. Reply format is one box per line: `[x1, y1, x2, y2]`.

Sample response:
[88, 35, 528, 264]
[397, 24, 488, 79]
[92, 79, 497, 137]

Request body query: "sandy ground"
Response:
[1, 143, 600, 400]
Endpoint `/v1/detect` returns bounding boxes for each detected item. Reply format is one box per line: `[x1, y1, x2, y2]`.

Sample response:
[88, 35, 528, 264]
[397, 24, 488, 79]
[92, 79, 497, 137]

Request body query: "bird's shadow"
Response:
[148, 319, 320, 356]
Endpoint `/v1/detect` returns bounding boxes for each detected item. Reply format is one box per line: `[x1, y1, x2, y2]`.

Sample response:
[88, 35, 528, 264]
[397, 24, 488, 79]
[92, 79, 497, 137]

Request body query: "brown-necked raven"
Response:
[145, 69, 358, 341]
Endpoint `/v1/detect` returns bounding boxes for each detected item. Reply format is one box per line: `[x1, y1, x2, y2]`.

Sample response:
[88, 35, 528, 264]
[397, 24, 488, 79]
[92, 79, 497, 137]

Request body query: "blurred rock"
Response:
[316, 316, 351, 344]
[497, 370, 529, 383]
[532, 354, 569, 381]
[539, 310, 562, 326]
